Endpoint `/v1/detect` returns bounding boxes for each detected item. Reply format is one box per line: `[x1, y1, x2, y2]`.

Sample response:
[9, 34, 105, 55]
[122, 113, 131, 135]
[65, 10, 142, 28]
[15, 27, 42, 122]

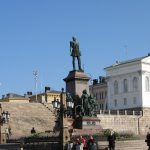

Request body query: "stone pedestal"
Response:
[68, 117, 102, 136]
[63, 70, 90, 97]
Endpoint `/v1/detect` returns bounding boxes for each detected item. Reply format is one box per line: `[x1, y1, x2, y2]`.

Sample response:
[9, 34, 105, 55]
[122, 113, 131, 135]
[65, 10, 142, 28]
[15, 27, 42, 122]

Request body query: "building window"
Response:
[99, 92, 101, 100]
[101, 104, 104, 110]
[133, 77, 138, 91]
[114, 80, 118, 94]
[98, 104, 100, 110]
[114, 99, 117, 107]
[93, 93, 96, 98]
[99, 93, 101, 100]
[123, 98, 127, 105]
[95, 93, 98, 100]
[123, 79, 128, 93]
[105, 91, 107, 98]
[99, 104, 101, 109]
[101, 92, 103, 99]
[145, 76, 150, 91]
[133, 97, 137, 105]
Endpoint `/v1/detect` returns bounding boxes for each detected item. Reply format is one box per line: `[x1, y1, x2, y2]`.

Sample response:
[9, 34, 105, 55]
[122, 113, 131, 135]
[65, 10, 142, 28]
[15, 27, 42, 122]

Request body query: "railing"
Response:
[96, 109, 142, 116]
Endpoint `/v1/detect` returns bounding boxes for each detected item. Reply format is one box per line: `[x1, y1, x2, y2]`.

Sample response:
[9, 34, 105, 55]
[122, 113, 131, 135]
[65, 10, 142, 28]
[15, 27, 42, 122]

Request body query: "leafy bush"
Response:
[117, 131, 134, 140]
[102, 129, 119, 139]
[103, 129, 111, 137]
[71, 130, 136, 142]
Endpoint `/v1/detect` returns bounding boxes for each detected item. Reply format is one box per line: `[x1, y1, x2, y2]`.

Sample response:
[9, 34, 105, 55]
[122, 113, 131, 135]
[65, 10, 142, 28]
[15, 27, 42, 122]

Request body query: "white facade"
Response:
[105, 55, 150, 110]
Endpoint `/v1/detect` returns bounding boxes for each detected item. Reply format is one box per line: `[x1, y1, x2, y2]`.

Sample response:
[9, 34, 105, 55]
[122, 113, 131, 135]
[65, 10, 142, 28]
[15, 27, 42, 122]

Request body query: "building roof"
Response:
[0, 93, 30, 101]
[104, 55, 148, 69]
[30, 90, 61, 97]
[5, 93, 24, 98]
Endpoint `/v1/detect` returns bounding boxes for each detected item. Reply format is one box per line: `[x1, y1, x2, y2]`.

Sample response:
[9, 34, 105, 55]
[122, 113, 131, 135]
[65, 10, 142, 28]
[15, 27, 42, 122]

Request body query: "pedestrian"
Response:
[67, 140, 74, 150]
[8, 126, 12, 136]
[79, 135, 87, 150]
[31, 127, 36, 134]
[87, 136, 97, 150]
[74, 138, 83, 150]
[5, 128, 9, 140]
[145, 132, 150, 150]
[107, 130, 116, 150]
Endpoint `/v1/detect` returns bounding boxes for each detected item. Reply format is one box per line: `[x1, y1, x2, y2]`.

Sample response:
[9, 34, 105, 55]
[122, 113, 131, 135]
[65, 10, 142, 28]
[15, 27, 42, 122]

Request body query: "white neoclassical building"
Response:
[104, 54, 150, 110]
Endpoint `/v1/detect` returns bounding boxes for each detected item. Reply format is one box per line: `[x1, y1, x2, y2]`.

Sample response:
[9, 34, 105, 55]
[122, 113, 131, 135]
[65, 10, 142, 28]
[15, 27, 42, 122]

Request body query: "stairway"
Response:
[98, 140, 148, 150]
[116, 140, 148, 150]
[0, 102, 56, 139]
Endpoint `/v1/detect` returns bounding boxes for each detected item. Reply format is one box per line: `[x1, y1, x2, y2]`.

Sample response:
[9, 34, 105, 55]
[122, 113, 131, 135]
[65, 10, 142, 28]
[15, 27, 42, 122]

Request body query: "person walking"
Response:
[107, 131, 116, 150]
[74, 138, 83, 150]
[67, 140, 74, 150]
[87, 136, 97, 150]
[79, 135, 87, 150]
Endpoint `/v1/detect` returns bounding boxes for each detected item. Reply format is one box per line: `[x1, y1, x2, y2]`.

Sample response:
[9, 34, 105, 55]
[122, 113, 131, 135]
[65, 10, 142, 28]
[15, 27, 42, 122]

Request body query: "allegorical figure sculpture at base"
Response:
[81, 89, 89, 116]
[81, 89, 97, 117]
[74, 89, 97, 117]
[70, 37, 82, 71]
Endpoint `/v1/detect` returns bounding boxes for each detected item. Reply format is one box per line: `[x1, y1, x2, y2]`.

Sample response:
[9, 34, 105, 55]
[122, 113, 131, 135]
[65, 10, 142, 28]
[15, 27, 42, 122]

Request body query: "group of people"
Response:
[67, 131, 116, 150]
[67, 135, 97, 150]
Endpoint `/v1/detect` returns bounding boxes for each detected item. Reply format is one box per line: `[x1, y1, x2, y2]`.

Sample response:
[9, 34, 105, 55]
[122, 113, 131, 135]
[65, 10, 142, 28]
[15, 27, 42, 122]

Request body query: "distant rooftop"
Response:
[5, 93, 24, 98]
[30, 90, 61, 97]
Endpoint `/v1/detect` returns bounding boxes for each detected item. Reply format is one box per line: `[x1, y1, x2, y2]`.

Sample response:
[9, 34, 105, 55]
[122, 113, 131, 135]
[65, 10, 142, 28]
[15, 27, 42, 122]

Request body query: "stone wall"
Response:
[139, 108, 150, 135]
[97, 114, 139, 134]
[97, 109, 150, 135]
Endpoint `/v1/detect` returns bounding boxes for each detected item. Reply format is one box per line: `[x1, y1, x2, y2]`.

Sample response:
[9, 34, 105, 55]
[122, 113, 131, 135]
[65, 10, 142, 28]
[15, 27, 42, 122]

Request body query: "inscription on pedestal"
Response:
[86, 121, 96, 126]
[83, 120, 100, 126]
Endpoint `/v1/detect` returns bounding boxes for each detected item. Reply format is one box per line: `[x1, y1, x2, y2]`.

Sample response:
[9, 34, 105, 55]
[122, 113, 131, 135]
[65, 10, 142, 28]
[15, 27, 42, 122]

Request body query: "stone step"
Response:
[116, 148, 144, 150]
[98, 140, 148, 150]
[0, 102, 56, 139]
[116, 140, 148, 150]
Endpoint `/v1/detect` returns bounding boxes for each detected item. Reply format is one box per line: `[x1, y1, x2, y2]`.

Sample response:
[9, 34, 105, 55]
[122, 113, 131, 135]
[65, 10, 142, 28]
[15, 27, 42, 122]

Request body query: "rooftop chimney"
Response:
[2, 95, 5, 99]
[93, 79, 98, 85]
[27, 91, 32, 96]
[45, 87, 51, 93]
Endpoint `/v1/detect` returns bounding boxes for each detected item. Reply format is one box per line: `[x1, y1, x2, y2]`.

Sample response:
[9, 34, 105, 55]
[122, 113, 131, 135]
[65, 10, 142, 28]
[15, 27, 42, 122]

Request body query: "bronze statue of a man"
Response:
[70, 37, 82, 71]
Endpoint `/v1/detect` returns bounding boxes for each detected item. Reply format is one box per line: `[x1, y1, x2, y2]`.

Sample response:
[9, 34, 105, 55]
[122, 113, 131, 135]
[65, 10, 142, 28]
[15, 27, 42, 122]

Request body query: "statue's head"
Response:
[83, 89, 87, 94]
[72, 36, 76, 41]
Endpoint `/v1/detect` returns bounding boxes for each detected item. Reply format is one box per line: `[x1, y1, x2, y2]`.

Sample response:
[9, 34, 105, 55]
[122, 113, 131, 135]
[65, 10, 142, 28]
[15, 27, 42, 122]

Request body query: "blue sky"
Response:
[0, 1, 150, 96]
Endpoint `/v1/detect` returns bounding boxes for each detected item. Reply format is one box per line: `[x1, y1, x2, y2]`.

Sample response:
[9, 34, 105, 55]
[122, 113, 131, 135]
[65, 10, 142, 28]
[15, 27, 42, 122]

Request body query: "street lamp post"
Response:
[0, 104, 10, 144]
[1, 111, 10, 124]
[52, 88, 74, 150]
[33, 70, 38, 102]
